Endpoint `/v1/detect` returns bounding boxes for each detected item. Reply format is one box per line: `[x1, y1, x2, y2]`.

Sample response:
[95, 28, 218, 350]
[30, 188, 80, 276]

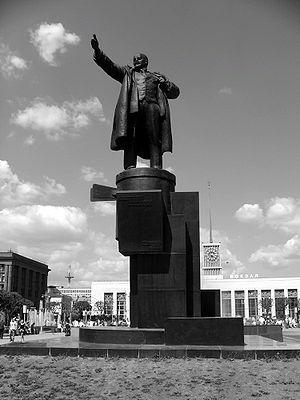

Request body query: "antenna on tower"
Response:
[208, 181, 213, 243]
[65, 265, 74, 288]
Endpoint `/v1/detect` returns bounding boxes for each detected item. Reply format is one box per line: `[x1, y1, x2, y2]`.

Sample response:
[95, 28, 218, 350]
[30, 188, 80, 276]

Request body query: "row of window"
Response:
[103, 292, 127, 318]
[222, 289, 299, 318]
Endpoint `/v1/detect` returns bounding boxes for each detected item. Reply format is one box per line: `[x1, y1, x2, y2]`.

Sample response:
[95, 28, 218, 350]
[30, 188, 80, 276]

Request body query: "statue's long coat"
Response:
[93, 49, 180, 159]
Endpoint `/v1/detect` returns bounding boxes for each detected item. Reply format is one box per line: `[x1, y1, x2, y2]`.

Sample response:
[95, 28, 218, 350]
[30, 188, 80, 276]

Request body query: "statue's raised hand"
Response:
[91, 34, 100, 50]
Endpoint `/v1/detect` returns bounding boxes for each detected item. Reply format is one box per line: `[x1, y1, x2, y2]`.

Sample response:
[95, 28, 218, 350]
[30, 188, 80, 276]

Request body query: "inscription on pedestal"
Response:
[116, 190, 164, 255]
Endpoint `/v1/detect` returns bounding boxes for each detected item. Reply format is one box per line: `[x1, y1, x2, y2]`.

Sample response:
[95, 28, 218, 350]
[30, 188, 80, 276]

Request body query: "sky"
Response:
[1, 0, 300, 287]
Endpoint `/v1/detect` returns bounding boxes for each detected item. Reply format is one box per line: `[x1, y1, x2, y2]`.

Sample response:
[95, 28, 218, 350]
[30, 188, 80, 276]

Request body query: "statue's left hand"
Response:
[153, 72, 167, 84]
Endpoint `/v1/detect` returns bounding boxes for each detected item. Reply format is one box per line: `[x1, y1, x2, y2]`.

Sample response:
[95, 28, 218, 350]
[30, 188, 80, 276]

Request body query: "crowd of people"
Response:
[8, 316, 37, 343]
[0, 316, 39, 343]
[71, 316, 129, 328]
[244, 315, 299, 328]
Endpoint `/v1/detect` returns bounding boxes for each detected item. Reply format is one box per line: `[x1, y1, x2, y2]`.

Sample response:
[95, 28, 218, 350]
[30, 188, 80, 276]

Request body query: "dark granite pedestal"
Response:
[79, 326, 165, 344]
[90, 168, 244, 346]
[79, 317, 244, 346]
[115, 168, 201, 329]
[165, 317, 244, 346]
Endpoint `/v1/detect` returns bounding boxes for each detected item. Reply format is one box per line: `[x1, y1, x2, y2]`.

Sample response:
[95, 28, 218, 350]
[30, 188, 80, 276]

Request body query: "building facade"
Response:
[91, 281, 129, 321]
[0, 251, 49, 308]
[202, 274, 300, 320]
[59, 287, 91, 303]
[88, 240, 300, 322]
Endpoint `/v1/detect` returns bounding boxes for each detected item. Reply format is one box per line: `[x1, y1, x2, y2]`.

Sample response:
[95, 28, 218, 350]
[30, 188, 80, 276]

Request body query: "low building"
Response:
[202, 273, 300, 320]
[59, 287, 91, 303]
[0, 251, 49, 308]
[89, 272, 300, 322]
[89, 243, 300, 322]
[91, 281, 129, 320]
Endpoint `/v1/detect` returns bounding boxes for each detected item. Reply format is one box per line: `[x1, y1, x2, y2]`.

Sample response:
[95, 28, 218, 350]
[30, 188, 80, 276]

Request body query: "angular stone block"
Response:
[79, 326, 165, 344]
[165, 317, 244, 346]
[116, 190, 164, 255]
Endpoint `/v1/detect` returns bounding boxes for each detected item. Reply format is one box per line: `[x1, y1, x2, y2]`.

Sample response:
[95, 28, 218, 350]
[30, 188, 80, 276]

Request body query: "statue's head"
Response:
[133, 53, 148, 70]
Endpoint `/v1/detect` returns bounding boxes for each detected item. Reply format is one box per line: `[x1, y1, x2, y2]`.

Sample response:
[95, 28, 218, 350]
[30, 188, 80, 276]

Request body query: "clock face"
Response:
[206, 247, 219, 262]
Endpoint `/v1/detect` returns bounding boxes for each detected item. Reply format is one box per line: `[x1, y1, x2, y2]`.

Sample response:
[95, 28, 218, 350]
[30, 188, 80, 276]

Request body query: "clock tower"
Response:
[202, 182, 222, 277]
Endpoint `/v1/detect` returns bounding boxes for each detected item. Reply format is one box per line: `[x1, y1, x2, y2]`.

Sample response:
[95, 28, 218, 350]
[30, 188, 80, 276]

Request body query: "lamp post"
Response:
[22, 305, 27, 322]
[83, 309, 87, 325]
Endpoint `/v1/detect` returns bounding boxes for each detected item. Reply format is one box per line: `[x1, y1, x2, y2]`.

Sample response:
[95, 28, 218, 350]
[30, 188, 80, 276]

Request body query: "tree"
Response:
[61, 295, 72, 319]
[0, 290, 34, 322]
[93, 301, 104, 315]
[259, 297, 273, 317]
[71, 300, 92, 321]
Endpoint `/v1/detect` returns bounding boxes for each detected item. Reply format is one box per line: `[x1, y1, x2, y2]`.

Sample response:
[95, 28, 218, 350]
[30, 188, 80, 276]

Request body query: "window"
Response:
[275, 289, 285, 319]
[261, 290, 272, 317]
[221, 291, 231, 317]
[104, 293, 113, 315]
[21, 268, 27, 297]
[288, 289, 298, 318]
[0, 264, 6, 287]
[117, 293, 126, 320]
[248, 290, 258, 318]
[235, 291, 245, 317]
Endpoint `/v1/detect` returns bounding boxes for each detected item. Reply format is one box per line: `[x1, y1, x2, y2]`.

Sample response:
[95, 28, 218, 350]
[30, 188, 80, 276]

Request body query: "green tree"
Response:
[61, 295, 72, 319]
[94, 300, 104, 315]
[71, 300, 91, 321]
[0, 290, 34, 322]
[259, 297, 273, 317]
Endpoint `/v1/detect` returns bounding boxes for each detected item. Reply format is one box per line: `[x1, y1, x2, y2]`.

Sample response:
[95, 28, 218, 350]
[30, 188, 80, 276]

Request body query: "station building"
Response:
[201, 241, 300, 320]
[89, 241, 300, 321]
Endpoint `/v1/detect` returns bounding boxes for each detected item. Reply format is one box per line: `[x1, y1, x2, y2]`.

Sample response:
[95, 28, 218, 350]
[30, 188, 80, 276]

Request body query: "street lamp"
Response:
[22, 305, 27, 322]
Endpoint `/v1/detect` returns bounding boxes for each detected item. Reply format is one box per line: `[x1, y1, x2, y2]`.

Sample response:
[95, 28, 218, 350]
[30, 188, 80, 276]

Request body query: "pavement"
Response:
[1, 327, 300, 359]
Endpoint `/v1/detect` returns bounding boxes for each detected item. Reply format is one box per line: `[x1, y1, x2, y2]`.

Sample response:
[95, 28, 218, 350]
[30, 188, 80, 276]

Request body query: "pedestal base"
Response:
[79, 318, 244, 346]
[79, 326, 165, 344]
[165, 317, 245, 346]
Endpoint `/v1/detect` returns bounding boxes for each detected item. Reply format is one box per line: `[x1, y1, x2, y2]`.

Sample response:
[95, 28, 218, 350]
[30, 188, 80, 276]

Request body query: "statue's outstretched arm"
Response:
[91, 34, 126, 83]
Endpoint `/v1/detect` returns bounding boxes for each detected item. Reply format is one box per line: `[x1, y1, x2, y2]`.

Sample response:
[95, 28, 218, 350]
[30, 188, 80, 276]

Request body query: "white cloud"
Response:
[0, 204, 89, 281]
[218, 86, 232, 95]
[236, 197, 300, 234]
[81, 166, 107, 183]
[250, 235, 300, 267]
[24, 135, 35, 146]
[237, 197, 300, 267]
[265, 197, 300, 233]
[92, 202, 116, 216]
[30, 22, 80, 66]
[0, 206, 127, 286]
[0, 160, 66, 206]
[0, 205, 87, 244]
[11, 97, 105, 141]
[0, 42, 28, 79]
[235, 203, 263, 223]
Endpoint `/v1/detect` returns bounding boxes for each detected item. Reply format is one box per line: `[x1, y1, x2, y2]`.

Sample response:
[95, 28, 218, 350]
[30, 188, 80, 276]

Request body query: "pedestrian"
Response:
[30, 322, 35, 335]
[65, 320, 71, 337]
[9, 317, 17, 342]
[0, 320, 4, 339]
[19, 320, 26, 343]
